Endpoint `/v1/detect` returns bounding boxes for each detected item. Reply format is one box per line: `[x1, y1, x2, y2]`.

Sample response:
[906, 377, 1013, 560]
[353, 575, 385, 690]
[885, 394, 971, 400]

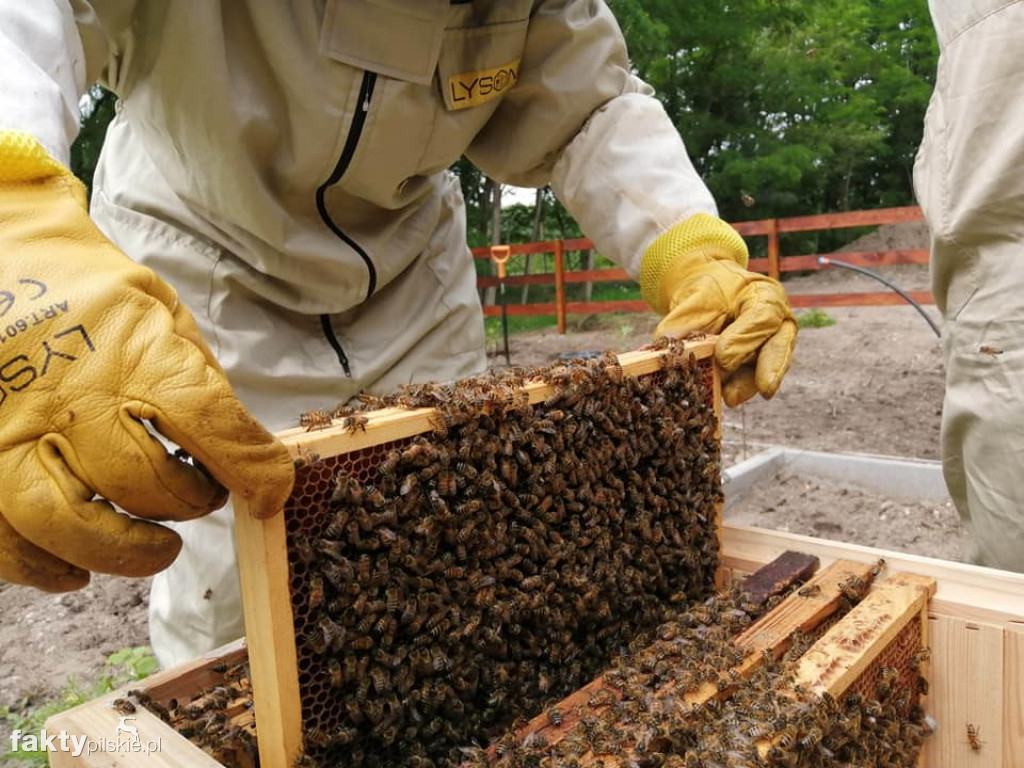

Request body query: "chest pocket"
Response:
[438, 16, 530, 111]
[319, 0, 450, 85]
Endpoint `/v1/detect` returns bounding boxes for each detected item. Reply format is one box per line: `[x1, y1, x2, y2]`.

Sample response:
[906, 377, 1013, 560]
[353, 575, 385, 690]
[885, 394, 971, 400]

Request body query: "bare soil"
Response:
[1, 226, 950, 756]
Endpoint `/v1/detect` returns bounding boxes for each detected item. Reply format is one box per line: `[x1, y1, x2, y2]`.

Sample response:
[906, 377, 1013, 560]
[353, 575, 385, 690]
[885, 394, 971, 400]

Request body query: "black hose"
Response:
[816, 257, 942, 338]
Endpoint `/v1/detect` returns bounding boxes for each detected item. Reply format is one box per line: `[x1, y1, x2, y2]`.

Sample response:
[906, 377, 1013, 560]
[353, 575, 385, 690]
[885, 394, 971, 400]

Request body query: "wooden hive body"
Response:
[45, 338, 1024, 767]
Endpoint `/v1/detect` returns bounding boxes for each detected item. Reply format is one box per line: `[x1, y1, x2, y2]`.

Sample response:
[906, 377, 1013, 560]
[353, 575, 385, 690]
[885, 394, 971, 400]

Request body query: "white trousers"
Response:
[915, 0, 1024, 572]
[91, 123, 487, 668]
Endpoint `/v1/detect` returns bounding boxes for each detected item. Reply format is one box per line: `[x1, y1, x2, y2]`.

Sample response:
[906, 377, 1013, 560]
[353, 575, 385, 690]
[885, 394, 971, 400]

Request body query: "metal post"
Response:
[490, 245, 512, 364]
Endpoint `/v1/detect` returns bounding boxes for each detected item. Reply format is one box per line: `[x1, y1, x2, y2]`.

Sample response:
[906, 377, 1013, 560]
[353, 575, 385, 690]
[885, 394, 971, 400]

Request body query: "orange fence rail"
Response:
[472, 206, 930, 334]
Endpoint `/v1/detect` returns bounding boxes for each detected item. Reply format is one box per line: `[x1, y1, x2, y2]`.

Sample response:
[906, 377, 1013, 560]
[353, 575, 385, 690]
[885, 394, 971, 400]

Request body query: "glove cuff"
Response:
[0, 130, 76, 182]
[639, 213, 749, 314]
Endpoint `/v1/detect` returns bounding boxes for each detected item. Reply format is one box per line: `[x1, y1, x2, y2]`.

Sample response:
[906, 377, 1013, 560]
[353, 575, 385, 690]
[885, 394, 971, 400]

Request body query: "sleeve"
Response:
[464, 0, 719, 279]
[0, 1, 119, 165]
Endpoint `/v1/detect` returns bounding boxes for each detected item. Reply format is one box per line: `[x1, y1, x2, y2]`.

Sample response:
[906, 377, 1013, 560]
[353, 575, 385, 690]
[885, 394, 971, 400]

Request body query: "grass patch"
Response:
[796, 307, 837, 329]
[1, 647, 157, 766]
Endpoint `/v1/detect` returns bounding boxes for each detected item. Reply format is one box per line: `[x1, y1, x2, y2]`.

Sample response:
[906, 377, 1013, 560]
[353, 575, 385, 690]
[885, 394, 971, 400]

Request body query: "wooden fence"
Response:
[472, 205, 931, 334]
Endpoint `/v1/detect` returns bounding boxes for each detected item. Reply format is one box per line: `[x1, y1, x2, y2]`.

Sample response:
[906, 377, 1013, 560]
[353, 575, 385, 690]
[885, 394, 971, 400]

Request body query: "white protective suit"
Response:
[0, 1, 724, 665]
[915, 0, 1024, 573]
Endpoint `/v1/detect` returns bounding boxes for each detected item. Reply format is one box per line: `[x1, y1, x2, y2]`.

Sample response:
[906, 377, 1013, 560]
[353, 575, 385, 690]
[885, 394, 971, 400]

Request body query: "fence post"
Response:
[767, 219, 781, 281]
[554, 240, 567, 335]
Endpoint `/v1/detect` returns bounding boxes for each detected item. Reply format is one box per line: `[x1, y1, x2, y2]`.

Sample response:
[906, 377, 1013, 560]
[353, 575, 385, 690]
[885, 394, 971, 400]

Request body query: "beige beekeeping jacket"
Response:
[0, 1, 722, 664]
[915, 0, 1024, 573]
[2, 1, 716, 319]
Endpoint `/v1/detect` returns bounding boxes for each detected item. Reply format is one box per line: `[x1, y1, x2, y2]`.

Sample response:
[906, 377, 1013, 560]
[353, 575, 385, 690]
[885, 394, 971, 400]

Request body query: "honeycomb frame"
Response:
[233, 340, 721, 768]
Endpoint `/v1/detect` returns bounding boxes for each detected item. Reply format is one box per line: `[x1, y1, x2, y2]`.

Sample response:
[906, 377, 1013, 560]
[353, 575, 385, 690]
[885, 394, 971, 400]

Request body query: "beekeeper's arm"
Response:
[466, 0, 796, 407]
[0, 1, 293, 593]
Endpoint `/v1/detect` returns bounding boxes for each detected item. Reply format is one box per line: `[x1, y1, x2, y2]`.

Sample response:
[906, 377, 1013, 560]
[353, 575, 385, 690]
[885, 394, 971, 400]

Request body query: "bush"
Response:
[797, 308, 837, 329]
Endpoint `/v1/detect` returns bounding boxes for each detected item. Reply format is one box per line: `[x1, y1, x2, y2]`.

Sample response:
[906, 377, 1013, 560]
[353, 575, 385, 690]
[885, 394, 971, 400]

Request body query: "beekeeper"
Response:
[0, 1, 796, 666]
[915, 0, 1024, 573]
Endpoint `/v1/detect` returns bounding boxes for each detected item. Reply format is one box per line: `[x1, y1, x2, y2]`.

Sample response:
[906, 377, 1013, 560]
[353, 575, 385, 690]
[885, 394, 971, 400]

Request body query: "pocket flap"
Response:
[320, 0, 449, 85]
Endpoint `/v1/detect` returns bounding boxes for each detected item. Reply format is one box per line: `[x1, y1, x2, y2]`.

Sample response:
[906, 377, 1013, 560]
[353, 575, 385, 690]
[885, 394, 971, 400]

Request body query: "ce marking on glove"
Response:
[0, 278, 67, 344]
[0, 325, 95, 409]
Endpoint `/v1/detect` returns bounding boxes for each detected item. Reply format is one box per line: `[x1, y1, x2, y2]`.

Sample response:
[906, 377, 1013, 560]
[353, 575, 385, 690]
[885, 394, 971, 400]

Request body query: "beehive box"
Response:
[47, 540, 1024, 767]
[46, 338, 1024, 766]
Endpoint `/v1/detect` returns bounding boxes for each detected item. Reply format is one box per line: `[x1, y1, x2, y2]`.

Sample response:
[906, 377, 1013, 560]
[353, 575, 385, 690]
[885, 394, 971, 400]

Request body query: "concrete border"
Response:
[723, 447, 948, 510]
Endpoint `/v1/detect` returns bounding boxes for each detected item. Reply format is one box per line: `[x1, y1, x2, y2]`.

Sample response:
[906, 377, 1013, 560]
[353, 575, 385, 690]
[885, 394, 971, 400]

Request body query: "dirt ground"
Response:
[1, 224, 953, 756]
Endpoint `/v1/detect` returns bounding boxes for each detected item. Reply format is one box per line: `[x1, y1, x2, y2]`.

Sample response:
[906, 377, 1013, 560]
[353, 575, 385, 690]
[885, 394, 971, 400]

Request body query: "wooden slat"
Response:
[234, 498, 303, 768]
[477, 268, 630, 289]
[481, 300, 654, 318]
[731, 220, 777, 236]
[477, 273, 556, 288]
[561, 238, 595, 252]
[276, 341, 715, 452]
[143, 638, 247, 706]
[776, 206, 925, 233]
[471, 241, 563, 258]
[779, 249, 930, 272]
[1004, 623, 1024, 768]
[789, 572, 935, 697]
[47, 701, 223, 767]
[565, 300, 649, 315]
[755, 572, 936, 760]
[563, 268, 629, 283]
[788, 290, 935, 308]
[921, 616, 1004, 767]
[481, 302, 557, 317]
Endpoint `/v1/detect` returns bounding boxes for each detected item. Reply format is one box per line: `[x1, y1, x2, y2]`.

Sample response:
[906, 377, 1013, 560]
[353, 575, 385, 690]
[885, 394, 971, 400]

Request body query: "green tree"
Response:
[71, 85, 117, 196]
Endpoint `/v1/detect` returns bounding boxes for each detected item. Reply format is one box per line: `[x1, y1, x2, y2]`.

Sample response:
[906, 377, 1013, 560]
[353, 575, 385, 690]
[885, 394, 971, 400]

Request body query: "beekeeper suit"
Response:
[915, 0, 1024, 573]
[0, 0, 796, 667]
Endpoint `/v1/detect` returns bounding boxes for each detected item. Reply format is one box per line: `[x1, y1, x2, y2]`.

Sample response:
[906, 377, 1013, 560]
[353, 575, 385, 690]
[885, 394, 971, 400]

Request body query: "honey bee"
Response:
[797, 583, 821, 598]
[343, 415, 369, 434]
[966, 722, 983, 750]
[299, 409, 333, 431]
[111, 697, 136, 715]
[292, 445, 321, 469]
[327, 658, 343, 688]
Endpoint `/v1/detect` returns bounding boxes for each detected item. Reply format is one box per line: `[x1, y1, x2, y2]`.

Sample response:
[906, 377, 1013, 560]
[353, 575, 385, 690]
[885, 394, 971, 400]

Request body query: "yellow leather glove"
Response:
[641, 213, 797, 407]
[0, 132, 295, 592]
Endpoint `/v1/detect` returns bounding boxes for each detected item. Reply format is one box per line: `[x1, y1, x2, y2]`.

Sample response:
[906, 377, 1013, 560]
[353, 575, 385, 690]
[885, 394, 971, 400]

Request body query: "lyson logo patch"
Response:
[446, 59, 520, 110]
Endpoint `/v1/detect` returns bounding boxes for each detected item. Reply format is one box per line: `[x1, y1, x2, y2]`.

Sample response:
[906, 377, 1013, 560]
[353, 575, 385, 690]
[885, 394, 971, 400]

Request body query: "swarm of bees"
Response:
[464, 584, 932, 768]
[131, 662, 257, 766]
[285, 341, 722, 766]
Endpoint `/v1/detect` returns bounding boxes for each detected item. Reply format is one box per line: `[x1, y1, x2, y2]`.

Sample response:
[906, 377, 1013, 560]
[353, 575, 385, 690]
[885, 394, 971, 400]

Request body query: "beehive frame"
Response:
[233, 340, 721, 768]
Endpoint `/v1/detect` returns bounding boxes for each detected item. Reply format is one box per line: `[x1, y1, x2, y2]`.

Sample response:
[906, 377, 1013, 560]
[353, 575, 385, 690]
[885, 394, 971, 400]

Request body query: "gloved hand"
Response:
[641, 213, 797, 407]
[0, 132, 295, 592]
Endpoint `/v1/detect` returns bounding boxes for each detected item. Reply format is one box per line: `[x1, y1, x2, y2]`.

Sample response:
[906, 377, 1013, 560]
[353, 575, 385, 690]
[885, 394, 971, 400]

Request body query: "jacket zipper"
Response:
[316, 71, 378, 377]
[320, 314, 352, 377]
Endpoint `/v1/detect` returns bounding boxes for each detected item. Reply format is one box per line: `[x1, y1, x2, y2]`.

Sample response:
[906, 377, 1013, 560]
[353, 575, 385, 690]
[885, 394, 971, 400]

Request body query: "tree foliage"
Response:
[606, 0, 937, 226]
